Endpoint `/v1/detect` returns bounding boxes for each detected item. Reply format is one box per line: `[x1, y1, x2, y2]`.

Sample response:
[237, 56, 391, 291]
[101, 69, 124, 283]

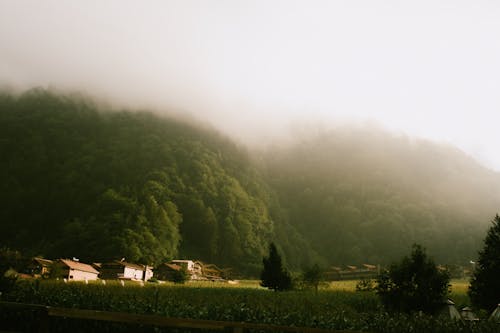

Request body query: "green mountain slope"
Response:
[0, 89, 312, 274]
[1, 89, 498, 272]
[264, 128, 500, 265]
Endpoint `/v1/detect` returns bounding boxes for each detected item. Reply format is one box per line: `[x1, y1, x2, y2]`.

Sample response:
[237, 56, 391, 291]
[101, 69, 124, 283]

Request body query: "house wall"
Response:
[144, 269, 153, 281]
[99, 267, 123, 279]
[68, 269, 98, 281]
[123, 267, 143, 280]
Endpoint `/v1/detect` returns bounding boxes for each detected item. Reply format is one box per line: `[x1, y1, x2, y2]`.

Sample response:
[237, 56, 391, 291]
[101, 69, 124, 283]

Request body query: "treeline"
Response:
[1, 89, 499, 274]
[263, 128, 500, 264]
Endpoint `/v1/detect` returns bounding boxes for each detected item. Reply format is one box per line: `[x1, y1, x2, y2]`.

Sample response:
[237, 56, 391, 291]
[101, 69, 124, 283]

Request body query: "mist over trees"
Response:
[263, 129, 500, 265]
[1, 89, 499, 274]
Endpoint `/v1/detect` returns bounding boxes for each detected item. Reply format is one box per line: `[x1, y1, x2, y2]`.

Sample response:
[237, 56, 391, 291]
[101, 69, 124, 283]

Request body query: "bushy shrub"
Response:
[376, 244, 450, 314]
[356, 278, 375, 292]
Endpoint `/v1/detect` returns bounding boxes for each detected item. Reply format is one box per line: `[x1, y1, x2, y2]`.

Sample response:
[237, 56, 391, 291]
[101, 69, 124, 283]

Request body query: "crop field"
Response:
[0, 279, 497, 333]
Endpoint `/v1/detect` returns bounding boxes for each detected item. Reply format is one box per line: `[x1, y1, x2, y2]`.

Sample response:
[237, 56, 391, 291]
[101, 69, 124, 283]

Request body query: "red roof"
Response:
[33, 257, 53, 266]
[114, 261, 145, 270]
[59, 259, 99, 274]
[164, 263, 181, 271]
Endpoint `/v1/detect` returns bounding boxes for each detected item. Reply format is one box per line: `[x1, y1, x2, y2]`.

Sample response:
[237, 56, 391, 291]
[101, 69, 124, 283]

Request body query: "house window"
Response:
[69, 275, 73, 279]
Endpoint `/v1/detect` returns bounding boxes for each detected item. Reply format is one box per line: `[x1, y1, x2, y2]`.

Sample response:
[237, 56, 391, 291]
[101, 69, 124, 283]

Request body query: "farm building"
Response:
[170, 260, 203, 279]
[199, 263, 224, 280]
[99, 260, 153, 281]
[28, 257, 53, 278]
[52, 259, 99, 281]
[155, 260, 207, 281]
[324, 264, 378, 280]
[154, 263, 183, 281]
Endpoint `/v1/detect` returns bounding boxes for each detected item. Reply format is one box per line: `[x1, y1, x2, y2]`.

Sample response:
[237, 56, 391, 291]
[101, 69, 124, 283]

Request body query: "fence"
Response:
[0, 301, 368, 333]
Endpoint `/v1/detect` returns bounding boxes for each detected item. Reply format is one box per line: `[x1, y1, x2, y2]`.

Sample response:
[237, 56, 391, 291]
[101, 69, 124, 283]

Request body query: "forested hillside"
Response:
[0, 89, 313, 275]
[264, 128, 500, 265]
[1, 89, 499, 273]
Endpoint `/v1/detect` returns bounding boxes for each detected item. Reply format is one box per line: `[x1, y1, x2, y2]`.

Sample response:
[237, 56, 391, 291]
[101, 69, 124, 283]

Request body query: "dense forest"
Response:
[1, 89, 499, 274]
[264, 129, 500, 265]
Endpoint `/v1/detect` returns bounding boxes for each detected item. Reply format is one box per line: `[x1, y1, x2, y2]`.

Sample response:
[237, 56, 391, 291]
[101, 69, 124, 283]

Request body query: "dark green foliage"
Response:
[376, 244, 450, 314]
[302, 263, 324, 293]
[172, 267, 189, 284]
[264, 130, 500, 266]
[260, 243, 292, 291]
[0, 248, 29, 293]
[469, 214, 500, 311]
[1, 88, 500, 275]
[0, 89, 311, 274]
[356, 278, 375, 292]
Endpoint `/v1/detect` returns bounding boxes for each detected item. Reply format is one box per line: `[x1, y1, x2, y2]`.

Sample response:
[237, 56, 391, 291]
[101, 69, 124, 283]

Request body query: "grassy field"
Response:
[1, 278, 497, 333]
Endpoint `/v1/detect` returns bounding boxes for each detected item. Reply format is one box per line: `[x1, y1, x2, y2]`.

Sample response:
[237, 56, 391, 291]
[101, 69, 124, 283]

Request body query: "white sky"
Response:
[1, 0, 500, 170]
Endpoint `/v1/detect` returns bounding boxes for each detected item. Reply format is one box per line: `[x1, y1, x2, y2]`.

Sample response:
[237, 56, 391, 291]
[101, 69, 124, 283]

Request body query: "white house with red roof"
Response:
[53, 259, 99, 281]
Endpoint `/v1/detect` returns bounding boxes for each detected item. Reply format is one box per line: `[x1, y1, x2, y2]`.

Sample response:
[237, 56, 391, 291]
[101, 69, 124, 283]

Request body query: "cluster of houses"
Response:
[324, 264, 379, 280]
[27, 257, 224, 283]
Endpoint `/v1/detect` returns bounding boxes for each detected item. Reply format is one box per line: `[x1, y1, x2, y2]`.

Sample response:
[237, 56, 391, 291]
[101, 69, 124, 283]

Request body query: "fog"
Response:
[1, 0, 500, 170]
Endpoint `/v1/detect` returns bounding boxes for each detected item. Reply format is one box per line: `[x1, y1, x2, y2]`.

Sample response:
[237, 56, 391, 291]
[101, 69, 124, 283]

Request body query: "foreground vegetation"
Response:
[0, 279, 497, 332]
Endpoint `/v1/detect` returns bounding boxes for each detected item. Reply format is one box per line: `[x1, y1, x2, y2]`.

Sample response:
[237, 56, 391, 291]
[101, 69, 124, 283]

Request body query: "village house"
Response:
[155, 260, 205, 281]
[154, 262, 182, 281]
[99, 260, 153, 281]
[52, 259, 99, 281]
[28, 257, 53, 278]
[170, 260, 203, 279]
[199, 263, 224, 280]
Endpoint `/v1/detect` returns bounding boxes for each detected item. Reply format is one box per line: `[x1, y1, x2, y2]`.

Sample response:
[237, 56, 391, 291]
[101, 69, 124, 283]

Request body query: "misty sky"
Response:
[1, 1, 500, 170]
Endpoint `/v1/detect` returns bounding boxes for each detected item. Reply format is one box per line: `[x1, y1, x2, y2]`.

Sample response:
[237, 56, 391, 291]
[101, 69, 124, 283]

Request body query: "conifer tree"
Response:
[469, 214, 500, 311]
[260, 243, 292, 291]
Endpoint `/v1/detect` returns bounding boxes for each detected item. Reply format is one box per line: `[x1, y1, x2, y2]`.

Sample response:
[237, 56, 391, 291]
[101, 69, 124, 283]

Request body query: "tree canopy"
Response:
[1, 89, 499, 274]
[469, 214, 500, 311]
[376, 244, 450, 314]
[0, 89, 311, 274]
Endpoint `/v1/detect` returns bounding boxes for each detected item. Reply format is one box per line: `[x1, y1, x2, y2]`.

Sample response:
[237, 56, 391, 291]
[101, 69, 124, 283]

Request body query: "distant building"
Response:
[28, 257, 53, 278]
[155, 260, 205, 281]
[154, 263, 183, 281]
[99, 261, 153, 281]
[170, 260, 203, 279]
[52, 259, 99, 281]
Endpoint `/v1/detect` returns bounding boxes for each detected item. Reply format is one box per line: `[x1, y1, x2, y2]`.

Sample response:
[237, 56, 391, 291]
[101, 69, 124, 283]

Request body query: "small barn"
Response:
[99, 261, 152, 281]
[52, 259, 99, 281]
[29, 257, 53, 278]
[170, 260, 203, 279]
[154, 263, 182, 281]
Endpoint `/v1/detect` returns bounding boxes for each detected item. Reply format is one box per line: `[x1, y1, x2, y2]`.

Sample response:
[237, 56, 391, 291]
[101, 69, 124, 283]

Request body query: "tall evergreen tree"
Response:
[469, 214, 500, 311]
[376, 244, 450, 314]
[260, 243, 292, 291]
